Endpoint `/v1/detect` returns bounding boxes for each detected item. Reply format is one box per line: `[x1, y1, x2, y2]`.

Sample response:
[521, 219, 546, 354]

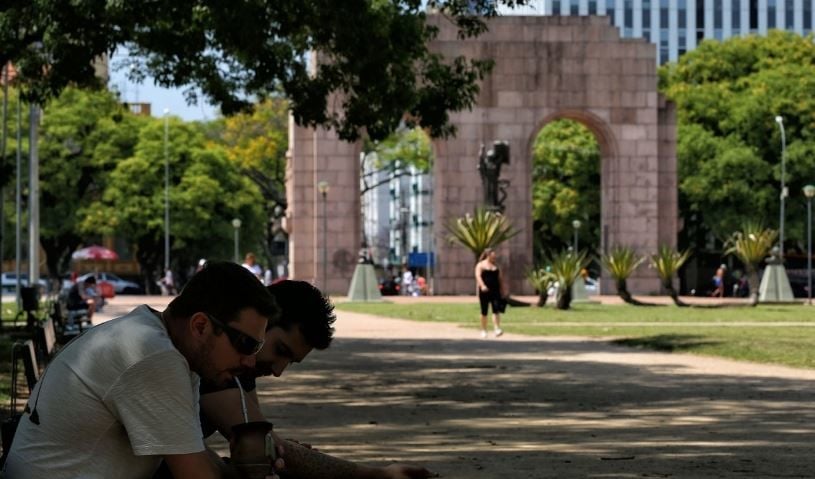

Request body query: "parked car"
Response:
[77, 272, 142, 294]
[0, 273, 49, 293]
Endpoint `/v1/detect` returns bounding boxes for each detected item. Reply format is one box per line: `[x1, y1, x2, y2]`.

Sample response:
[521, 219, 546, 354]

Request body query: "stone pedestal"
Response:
[347, 263, 383, 301]
[758, 264, 794, 303]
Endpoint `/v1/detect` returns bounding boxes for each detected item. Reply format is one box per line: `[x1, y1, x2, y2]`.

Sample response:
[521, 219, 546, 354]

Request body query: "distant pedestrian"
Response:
[711, 264, 726, 298]
[242, 252, 263, 281]
[475, 248, 506, 338]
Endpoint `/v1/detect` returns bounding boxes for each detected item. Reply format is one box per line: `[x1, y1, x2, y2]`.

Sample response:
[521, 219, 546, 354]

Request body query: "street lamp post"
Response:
[163, 109, 170, 273]
[775, 116, 788, 258]
[572, 219, 582, 252]
[317, 181, 330, 289]
[804, 184, 815, 306]
[232, 218, 242, 263]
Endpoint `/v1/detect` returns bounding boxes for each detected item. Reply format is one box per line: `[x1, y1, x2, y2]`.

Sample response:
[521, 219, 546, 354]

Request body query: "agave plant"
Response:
[725, 221, 777, 304]
[650, 245, 691, 307]
[550, 249, 589, 310]
[445, 207, 521, 262]
[527, 268, 556, 307]
[600, 245, 649, 306]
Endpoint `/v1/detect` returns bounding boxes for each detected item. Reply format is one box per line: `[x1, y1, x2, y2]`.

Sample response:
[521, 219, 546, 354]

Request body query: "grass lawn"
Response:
[336, 301, 815, 369]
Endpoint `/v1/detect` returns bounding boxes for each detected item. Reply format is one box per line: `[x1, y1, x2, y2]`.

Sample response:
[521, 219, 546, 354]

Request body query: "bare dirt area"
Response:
[98, 297, 815, 478]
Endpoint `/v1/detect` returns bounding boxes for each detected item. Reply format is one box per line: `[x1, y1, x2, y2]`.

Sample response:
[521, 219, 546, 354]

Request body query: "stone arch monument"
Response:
[286, 15, 677, 295]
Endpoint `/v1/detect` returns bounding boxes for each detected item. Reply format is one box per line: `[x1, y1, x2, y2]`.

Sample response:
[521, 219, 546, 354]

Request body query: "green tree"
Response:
[2, 0, 529, 141]
[661, 31, 815, 251]
[81, 118, 263, 290]
[215, 98, 288, 269]
[38, 87, 142, 279]
[531, 119, 600, 260]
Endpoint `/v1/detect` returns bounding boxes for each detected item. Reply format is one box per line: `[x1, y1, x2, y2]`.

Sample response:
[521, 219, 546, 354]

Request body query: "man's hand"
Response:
[380, 464, 439, 479]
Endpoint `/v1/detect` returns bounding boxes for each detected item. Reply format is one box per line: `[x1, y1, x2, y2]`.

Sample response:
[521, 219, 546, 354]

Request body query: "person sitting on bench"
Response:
[66, 276, 97, 323]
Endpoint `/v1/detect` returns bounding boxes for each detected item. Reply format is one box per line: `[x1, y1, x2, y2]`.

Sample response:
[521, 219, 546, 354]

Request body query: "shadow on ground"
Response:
[206, 337, 815, 478]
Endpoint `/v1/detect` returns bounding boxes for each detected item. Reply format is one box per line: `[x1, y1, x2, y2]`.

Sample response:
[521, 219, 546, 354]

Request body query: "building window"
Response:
[643, 0, 652, 28]
[786, 0, 795, 29]
[660, 0, 669, 27]
[625, 0, 633, 29]
[768, 0, 776, 29]
[589, 0, 598, 14]
[697, 0, 705, 35]
[749, 0, 758, 29]
[678, 0, 687, 28]
[806, 0, 813, 31]
[553, 0, 562, 14]
[714, 0, 722, 29]
[732, 0, 740, 33]
[571, 0, 580, 15]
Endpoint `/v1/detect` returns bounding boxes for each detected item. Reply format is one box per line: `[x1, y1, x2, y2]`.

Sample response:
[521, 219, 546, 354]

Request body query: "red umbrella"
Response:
[71, 245, 119, 261]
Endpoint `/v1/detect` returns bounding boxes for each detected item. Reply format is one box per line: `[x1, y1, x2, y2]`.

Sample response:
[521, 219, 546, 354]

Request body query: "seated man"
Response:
[65, 276, 97, 323]
[5, 261, 280, 479]
[199, 280, 434, 479]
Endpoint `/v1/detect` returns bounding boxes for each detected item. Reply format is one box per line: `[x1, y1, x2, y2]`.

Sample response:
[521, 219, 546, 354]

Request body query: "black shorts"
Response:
[478, 292, 502, 316]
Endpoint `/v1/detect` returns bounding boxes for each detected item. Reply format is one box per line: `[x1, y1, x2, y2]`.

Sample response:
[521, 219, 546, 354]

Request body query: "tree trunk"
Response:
[747, 268, 760, 307]
[556, 286, 572, 310]
[616, 279, 660, 306]
[664, 280, 690, 307]
[537, 291, 548, 307]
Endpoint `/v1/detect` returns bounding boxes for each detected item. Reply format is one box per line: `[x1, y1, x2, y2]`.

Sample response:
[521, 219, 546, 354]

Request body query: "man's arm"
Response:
[163, 450, 239, 479]
[200, 389, 433, 479]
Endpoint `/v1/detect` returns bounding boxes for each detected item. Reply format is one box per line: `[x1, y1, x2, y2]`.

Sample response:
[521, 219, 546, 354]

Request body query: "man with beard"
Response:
[5, 261, 280, 479]
[198, 280, 434, 479]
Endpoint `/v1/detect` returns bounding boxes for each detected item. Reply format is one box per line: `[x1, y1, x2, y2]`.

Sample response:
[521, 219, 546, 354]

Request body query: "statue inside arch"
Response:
[478, 140, 511, 213]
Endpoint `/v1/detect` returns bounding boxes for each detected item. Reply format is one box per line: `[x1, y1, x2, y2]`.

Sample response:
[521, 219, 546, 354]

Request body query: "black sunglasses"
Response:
[206, 314, 265, 356]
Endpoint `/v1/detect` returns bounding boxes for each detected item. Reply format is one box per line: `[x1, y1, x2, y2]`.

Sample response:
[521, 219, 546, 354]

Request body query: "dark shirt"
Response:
[479, 269, 501, 298]
[66, 284, 86, 310]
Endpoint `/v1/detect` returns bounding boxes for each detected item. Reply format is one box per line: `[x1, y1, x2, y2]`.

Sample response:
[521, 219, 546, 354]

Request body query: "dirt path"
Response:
[99, 297, 815, 478]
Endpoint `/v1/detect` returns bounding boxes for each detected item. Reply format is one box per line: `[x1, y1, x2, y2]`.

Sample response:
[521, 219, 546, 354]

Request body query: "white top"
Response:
[5, 305, 204, 479]
[243, 263, 263, 280]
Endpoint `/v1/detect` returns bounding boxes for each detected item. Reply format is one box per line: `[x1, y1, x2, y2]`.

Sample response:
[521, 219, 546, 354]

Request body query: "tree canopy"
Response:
[531, 119, 600, 258]
[1, 0, 529, 141]
[660, 31, 815, 249]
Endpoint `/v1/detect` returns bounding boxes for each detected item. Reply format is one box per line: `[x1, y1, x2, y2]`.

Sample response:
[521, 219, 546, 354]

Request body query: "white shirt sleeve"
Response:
[104, 350, 204, 456]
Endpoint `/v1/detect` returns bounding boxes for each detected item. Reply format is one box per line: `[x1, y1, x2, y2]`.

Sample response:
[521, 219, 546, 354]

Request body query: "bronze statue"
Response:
[478, 141, 510, 212]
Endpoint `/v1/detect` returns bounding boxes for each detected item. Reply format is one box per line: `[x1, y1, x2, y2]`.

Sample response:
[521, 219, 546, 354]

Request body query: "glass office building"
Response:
[506, 0, 815, 64]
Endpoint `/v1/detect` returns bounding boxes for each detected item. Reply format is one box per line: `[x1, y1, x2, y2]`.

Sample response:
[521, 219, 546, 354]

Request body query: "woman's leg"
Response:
[479, 294, 489, 337]
[492, 313, 503, 336]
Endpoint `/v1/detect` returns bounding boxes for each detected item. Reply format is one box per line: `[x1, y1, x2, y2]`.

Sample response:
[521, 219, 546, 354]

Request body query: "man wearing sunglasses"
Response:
[5, 261, 280, 479]
[196, 280, 434, 479]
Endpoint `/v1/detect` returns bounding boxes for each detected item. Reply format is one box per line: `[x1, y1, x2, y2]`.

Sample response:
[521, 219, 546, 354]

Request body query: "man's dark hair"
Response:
[83, 277, 97, 285]
[167, 261, 278, 324]
[267, 280, 335, 350]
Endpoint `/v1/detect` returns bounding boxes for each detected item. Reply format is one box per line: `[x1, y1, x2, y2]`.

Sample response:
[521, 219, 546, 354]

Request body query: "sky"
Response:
[108, 51, 220, 122]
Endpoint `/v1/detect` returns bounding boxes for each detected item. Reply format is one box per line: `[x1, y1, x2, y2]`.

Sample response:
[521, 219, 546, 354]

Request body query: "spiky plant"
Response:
[445, 207, 521, 262]
[650, 245, 691, 306]
[600, 246, 648, 306]
[725, 221, 777, 305]
[550, 249, 589, 310]
[527, 268, 556, 307]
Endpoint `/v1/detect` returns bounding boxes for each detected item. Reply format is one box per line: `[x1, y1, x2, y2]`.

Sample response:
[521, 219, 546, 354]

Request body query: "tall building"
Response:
[505, 0, 814, 64]
[360, 153, 434, 275]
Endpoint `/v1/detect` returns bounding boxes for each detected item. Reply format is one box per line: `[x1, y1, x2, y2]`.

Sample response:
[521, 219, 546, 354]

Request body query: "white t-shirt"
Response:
[242, 262, 263, 280]
[5, 305, 204, 479]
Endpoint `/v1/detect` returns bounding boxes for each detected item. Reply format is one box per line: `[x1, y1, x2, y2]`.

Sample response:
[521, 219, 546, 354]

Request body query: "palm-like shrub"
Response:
[725, 221, 777, 304]
[445, 207, 521, 262]
[527, 268, 556, 307]
[550, 249, 589, 310]
[600, 246, 647, 305]
[650, 245, 691, 306]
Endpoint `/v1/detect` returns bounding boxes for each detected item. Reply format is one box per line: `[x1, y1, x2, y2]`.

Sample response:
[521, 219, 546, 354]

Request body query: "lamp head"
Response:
[572, 219, 582, 229]
[804, 184, 815, 199]
[775, 116, 783, 124]
[317, 180, 330, 195]
[232, 218, 242, 229]
[163, 108, 169, 115]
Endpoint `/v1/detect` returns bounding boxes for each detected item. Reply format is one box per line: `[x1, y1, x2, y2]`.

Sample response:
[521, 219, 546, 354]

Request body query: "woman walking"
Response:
[475, 248, 506, 338]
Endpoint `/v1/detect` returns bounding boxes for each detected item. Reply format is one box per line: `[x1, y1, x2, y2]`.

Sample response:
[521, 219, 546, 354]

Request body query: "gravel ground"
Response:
[97, 296, 815, 478]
